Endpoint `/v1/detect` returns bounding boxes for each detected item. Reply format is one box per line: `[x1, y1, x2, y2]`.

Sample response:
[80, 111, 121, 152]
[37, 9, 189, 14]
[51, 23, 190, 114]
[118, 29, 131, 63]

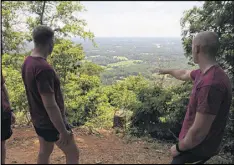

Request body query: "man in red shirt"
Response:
[159, 31, 232, 164]
[1, 72, 16, 164]
[22, 25, 79, 164]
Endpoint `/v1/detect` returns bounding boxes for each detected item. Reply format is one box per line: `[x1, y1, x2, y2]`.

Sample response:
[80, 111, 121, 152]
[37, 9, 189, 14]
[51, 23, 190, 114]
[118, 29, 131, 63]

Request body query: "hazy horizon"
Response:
[77, 37, 182, 38]
[12, 2, 204, 38]
[72, 36, 183, 42]
[79, 1, 204, 37]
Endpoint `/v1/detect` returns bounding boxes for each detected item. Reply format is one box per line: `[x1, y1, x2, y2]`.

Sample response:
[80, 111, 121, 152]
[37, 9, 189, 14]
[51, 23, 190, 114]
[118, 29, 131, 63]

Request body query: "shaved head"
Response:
[193, 31, 220, 57]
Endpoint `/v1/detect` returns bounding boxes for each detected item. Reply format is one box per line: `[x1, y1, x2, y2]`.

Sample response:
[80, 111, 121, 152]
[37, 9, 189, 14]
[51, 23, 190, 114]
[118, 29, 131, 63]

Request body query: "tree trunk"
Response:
[113, 112, 125, 129]
[40, 1, 46, 25]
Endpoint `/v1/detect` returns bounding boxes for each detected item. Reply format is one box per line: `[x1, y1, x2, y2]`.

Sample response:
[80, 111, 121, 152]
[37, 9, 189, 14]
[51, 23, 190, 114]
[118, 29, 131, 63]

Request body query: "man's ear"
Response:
[195, 45, 200, 54]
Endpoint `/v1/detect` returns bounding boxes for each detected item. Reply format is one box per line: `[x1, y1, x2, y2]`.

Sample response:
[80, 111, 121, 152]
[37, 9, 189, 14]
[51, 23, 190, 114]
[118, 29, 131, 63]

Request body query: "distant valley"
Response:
[26, 37, 193, 85]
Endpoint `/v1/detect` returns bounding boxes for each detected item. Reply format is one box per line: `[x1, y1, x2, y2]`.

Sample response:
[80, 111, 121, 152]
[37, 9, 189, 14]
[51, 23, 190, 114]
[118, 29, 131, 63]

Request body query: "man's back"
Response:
[180, 65, 232, 157]
[22, 56, 65, 129]
[22, 25, 79, 164]
[199, 65, 232, 155]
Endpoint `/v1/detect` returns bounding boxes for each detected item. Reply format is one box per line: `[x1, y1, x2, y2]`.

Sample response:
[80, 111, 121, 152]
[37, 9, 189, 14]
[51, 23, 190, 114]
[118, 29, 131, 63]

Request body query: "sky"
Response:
[79, 1, 203, 37]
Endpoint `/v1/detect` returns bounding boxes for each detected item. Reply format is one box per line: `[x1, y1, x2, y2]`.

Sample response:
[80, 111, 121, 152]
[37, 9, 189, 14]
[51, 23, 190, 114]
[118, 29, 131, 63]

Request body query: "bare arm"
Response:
[36, 70, 67, 134]
[40, 93, 67, 134]
[179, 112, 216, 151]
[159, 69, 192, 81]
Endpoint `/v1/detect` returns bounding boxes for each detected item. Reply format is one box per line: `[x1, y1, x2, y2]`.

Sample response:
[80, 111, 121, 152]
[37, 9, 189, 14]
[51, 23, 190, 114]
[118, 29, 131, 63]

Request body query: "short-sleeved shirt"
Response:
[179, 65, 232, 157]
[1, 73, 11, 113]
[22, 56, 66, 129]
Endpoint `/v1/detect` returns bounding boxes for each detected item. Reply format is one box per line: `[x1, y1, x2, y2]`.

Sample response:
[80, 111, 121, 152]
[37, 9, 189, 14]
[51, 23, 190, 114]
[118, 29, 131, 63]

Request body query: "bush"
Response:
[130, 82, 192, 140]
[222, 98, 234, 155]
[14, 111, 31, 126]
[2, 54, 28, 113]
[129, 80, 234, 159]
[85, 104, 115, 129]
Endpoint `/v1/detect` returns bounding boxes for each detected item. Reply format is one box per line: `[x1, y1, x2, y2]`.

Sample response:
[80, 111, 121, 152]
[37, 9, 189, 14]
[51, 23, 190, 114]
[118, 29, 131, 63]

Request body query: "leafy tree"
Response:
[64, 72, 114, 128]
[105, 77, 144, 111]
[1, 1, 97, 121]
[78, 61, 104, 76]
[181, 1, 234, 155]
[121, 75, 150, 94]
[23, 1, 96, 87]
[181, 1, 234, 81]
[24, 1, 94, 41]
[50, 39, 85, 87]
[1, 1, 27, 53]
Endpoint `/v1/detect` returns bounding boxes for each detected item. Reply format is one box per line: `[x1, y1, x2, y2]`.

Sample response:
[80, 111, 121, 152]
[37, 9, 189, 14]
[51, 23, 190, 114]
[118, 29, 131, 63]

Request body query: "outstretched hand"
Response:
[158, 69, 169, 75]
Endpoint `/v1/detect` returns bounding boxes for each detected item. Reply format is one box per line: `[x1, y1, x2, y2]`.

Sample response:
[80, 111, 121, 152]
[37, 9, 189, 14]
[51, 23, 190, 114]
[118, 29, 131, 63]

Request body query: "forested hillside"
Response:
[1, 1, 233, 164]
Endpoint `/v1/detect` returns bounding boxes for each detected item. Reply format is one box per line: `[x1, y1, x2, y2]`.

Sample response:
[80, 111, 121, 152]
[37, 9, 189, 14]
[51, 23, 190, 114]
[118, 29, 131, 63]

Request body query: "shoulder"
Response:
[199, 66, 228, 92]
[25, 56, 54, 76]
[190, 69, 201, 81]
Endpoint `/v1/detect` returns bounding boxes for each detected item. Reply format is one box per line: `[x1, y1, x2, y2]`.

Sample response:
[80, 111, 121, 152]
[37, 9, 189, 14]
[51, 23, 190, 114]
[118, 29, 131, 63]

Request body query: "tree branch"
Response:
[50, 15, 56, 27]
[168, 129, 179, 141]
[40, 1, 46, 25]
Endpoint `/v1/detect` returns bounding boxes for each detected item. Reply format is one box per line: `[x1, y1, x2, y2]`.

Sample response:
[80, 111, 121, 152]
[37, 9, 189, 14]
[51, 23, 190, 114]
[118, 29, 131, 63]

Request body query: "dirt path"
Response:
[5, 127, 172, 164]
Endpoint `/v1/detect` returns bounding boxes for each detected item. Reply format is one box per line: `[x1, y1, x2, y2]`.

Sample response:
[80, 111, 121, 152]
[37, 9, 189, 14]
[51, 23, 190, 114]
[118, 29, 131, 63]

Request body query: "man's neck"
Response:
[198, 56, 217, 74]
[31, 48, 48, 59]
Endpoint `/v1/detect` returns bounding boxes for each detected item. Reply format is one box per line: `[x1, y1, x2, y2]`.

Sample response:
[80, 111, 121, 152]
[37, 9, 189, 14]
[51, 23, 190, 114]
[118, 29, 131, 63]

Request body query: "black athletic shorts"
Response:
[1, 112, 13, 141]
[171, 152, 211, 164]
[34, 124, 72, 142]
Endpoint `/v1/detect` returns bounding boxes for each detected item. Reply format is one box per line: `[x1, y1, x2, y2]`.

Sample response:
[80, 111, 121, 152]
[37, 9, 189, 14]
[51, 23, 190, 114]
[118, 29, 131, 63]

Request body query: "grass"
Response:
[107, 60, 143, 68]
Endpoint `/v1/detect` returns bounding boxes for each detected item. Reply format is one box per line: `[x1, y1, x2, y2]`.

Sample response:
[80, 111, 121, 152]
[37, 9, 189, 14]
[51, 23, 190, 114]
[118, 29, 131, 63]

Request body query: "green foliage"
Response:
[14, 111, 30, 125]
[120, 75, 150, 94]
[2, 1, 94, 95]
[1, 2, 233, 159]
[104, 75, 149, 111]
[1, 1, 101, 127]
[181, 2, 234, 154]
[63, 72, 114, 128]
[25, 1, 96, 87]
[107, 60, 143, 68]
[84, 89, 115, 129]
[222, 98, 234, 155]
[1, 1, 27, 53]
[2, 54, 28, 112]
[130, 81, 191, 140]
[25, 1, 95, 41]
[78, 61, 104, 76]
[181, 1, 234, 79]
[49, 39, 85, 86]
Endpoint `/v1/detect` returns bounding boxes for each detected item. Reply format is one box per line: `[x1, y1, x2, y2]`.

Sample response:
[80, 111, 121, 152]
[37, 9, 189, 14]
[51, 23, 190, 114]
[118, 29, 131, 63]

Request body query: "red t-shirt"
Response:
[22, 56, 66, 129]
[179, 65, 232, 157]
[1, 73, 11, 113]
